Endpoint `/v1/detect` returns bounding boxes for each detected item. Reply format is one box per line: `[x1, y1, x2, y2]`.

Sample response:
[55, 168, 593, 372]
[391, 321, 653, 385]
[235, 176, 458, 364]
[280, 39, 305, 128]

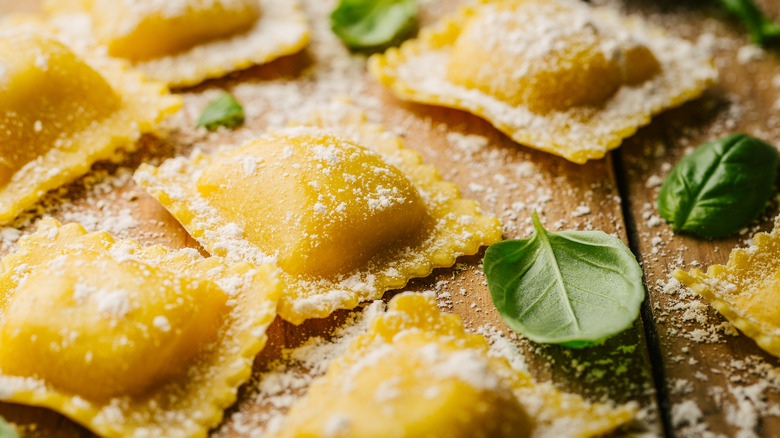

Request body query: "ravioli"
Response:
[0, 219, 280, 438]
[675, 218, 780, 358]
[47, 0, 310, 87]
[90, 0, 262, 62]
[0, 31, 180, 224]
[369, 0, 716, 163]
[134, 111, 502, 324]
[272, 293, 635, 438]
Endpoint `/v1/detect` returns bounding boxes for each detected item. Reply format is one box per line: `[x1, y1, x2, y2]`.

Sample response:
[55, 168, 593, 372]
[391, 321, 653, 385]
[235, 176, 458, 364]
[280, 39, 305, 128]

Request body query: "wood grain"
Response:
[612, 0, 780, 436]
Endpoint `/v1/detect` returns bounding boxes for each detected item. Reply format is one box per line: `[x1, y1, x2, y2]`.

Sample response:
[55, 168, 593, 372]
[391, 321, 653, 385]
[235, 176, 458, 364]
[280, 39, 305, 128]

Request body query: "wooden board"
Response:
[2, 0, 780, 436]
[613, 0, 780, 436]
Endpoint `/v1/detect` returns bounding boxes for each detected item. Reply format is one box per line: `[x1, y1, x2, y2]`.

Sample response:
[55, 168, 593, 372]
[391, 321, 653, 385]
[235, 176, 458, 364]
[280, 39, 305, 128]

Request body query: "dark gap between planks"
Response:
[612, 147, 674, 438]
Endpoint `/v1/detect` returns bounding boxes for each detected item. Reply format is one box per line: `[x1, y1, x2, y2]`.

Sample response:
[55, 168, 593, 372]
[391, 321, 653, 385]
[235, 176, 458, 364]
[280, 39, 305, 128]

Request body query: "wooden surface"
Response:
[2, 0, 780, 437]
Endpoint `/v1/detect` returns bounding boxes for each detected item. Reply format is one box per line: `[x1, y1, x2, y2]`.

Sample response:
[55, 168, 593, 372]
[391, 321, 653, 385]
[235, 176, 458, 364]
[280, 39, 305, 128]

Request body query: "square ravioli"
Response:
[46, 0, 310, 87]
[0, 30, 180, 224]
[369, 0, 717, 164]
[272, 293, 635, 438]
[675, 217, 780, 358]
[0, 218, 281, 438]
[134, 111, 502, 324]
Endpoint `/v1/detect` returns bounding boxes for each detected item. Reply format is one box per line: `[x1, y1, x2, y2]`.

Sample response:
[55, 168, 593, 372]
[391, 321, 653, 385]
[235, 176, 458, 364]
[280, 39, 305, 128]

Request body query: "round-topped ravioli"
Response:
[446, 0, 660, 114]
[135, 111, 503, 323]
[369, 0, 716, 163]
[0, 30, 180, 224]
[0, 34, 120, 186]
[46, 0, 310, 87]
[197, 130, 431, 278]
[0, 219, 280, 438]
[270, 293, 635, 438]
[0, 254, 227, 401]
[90, 0, 262, 61]
[276, 332, 532, 438]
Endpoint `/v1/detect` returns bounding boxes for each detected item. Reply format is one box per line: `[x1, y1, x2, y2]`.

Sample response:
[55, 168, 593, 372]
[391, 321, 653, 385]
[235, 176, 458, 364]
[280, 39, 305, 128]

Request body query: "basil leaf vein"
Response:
[196, 92, 245, 131]
[331, 0, 418, 52]
[483, 212, 645, 348]
[657, 133, 778, 238]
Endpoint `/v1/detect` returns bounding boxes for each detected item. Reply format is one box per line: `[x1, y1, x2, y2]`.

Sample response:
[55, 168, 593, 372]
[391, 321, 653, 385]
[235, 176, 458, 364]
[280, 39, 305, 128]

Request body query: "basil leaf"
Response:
[657, 133, 778, 238]
[331, 0, 418, 53]
[483, 211, 645, 347]
[196, 92, 245, 131]
[716, 0, 780, 46]
[0, 417, 18, 438]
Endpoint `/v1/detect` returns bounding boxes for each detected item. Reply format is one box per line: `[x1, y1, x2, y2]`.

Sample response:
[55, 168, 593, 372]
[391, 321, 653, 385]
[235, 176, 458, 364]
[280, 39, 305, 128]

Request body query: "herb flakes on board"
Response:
[197, 92, 245, 131]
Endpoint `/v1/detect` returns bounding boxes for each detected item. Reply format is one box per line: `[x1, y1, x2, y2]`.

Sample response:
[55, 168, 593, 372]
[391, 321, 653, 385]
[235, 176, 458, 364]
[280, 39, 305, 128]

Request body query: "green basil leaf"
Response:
[716, 0, 780, 46]
[657, 133, 778, 238]
[483, 211, 645, 347]
[196, 92, 245, 131]
[331, 0, 418, 53]
[0, 417, 18, 438]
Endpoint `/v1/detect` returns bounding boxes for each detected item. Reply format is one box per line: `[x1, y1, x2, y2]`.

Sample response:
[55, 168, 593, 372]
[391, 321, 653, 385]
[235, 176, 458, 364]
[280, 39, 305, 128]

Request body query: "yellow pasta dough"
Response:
[674, 218, 780, 358]
[273, 293, 635, 438]
[0, 31, 180, 224]
[47, 0, 310, 87]
[0, 219, 281, 438]
[369, 0, 716, 163]
[135, 111, 503, 324]
[196, 132, 431, 279]
[90, 0, 262, 62]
